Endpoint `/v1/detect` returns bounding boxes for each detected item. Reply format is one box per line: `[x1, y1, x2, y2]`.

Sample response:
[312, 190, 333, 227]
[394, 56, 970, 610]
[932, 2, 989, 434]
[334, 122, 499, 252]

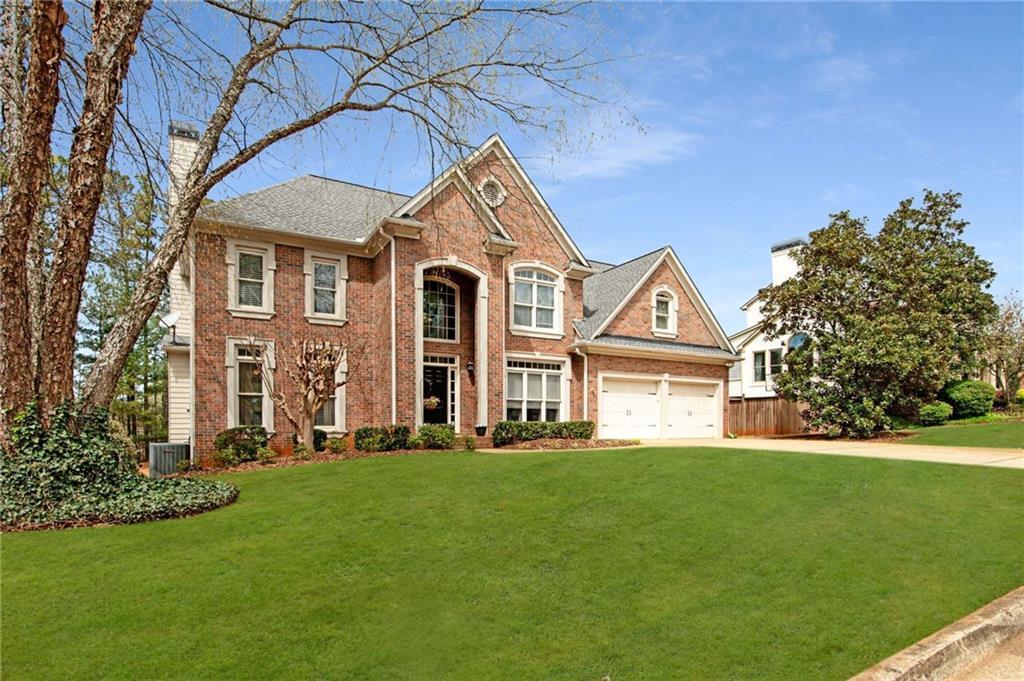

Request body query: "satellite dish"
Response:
[160, 312, 180, 329]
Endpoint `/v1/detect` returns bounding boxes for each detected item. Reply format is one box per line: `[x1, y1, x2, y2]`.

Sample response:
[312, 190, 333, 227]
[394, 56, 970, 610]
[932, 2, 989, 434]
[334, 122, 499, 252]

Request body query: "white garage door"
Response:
[600, 376, 720, 440]
[599, 378, 660, 440]
[665, 381, 718, 438]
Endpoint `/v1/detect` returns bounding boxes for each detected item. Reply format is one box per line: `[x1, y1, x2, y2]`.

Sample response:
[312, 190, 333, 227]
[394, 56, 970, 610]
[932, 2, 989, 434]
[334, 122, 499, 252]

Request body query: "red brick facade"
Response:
[186, 143, 732, 459]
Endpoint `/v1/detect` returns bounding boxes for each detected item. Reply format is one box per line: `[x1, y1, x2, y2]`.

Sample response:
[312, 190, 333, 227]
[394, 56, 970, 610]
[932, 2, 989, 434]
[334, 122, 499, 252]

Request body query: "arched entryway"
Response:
[414, 257, 489, 432]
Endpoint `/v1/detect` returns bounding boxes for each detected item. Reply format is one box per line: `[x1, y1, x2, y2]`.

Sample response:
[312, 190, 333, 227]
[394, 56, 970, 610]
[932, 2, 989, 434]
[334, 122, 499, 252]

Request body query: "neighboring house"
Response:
[728, 238, 809, 398]
[162, 126, 737, 459]
[727, 238, 809, 434]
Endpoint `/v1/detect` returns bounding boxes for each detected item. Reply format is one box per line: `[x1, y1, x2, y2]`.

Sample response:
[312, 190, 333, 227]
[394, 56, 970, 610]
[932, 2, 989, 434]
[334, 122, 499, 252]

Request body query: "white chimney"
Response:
[166, 122, 200, 339]
[770, 237, 806, 285]
[167, 121, 200, 214]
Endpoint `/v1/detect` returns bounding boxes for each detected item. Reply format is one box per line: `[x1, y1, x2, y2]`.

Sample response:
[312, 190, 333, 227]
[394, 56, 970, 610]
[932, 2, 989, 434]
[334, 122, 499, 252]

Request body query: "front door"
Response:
[422, 364, 451, 425]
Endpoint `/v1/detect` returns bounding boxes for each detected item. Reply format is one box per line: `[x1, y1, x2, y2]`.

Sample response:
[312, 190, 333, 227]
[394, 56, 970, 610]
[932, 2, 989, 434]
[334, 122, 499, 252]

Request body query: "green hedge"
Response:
[2, 403, 238, 531]
[918, 402, 953, 426]
[354, 425, 410, 451]
[492, 420, 595, 447]
[941, 380, 996, 419]
[418, 424, 455, 449]
[214, 426, 268, 459]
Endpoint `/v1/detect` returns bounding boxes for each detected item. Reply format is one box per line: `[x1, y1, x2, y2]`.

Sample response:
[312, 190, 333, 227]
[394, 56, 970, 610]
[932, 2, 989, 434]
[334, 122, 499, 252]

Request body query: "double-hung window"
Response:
[651, 286, 678, 336]
[227, 240, 275, 318]
[423, 278, 458, 341]
[510, 265, 562, 335]
[769, 348, 784, 380]
[753, 351, 767, 383]
[505, 359, 564, 422]
[304, 251, 347, 324]
[237, 252, 265, 308]
[236, 345, 265, 427]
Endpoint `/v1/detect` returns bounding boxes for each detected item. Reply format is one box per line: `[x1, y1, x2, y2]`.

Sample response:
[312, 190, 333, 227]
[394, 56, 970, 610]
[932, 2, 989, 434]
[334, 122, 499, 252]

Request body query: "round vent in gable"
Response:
[478, 177, 507, 208]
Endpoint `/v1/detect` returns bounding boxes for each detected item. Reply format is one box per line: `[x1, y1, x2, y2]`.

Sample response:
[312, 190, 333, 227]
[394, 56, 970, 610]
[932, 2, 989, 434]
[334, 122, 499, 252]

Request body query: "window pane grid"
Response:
[313, 261, 337, 315]
[237, 251, 264, 308]
[423, 279, 457, 341]
[505, 360, 563, 422]
[513, 269, 556, 330]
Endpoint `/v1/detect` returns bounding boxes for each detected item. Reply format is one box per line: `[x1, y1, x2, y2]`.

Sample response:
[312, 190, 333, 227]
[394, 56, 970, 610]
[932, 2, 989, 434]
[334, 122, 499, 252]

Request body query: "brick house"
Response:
[162, 128, 738, 460]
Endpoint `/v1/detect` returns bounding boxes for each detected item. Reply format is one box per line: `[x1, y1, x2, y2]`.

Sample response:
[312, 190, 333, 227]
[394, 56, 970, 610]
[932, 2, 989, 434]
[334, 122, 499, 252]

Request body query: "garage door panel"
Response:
[599, 375, 720, 440]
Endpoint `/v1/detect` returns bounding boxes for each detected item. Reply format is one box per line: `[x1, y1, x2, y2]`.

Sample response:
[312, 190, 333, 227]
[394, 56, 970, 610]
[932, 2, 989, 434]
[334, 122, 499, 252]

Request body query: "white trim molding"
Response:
[477, 175, 508, 208]
[225, 336, 275, 432]
[503, 352, 570, 423]
[507, 260, 565, 340]
[414, 257, 489, 429]
[651, 284, 679, 338]
[225, 238, 276, 319]
[303, 248, 348, 326]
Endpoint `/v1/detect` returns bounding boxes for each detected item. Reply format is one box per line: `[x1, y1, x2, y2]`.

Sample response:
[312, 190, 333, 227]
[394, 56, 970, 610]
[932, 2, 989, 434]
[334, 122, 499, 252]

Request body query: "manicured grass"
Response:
[3, 448, 1022, 680]
[900, 422, 1024, 449]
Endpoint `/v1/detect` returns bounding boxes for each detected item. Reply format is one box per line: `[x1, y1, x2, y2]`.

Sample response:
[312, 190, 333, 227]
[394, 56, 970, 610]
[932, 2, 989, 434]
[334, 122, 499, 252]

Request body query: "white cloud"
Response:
[533, 104, 703, 181]
[810, 56, 875, 93]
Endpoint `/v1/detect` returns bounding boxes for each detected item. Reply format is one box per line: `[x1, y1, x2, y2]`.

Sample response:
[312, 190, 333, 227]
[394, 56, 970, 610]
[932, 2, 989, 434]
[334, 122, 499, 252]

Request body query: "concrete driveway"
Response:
[640, 437, 1024, 469]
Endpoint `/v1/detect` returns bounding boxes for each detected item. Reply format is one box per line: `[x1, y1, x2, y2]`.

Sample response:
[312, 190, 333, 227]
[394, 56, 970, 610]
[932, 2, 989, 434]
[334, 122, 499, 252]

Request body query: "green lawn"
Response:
[900, 421, 1024, 449]
[4, 448, 1022, 680]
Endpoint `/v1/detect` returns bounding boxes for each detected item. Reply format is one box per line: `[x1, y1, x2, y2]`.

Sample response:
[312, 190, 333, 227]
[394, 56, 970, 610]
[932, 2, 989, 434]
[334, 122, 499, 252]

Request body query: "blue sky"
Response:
[208, 2, 1023, 333]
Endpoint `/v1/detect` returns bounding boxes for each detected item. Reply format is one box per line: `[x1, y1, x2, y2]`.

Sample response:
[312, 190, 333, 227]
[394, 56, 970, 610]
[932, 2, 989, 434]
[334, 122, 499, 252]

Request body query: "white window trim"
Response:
[651, 285, 679, 338]
[315, 353, 348, 434]
[503, 353, 569, 423]
[508, 261, 565, 340]
[423, 353, 460, 432]
[751, 349, 767, 385]
[303, 249, 348, 326]
[225, 337, 275, 432]
[422, 275, 460, 344]
[226, 239, 276, 319]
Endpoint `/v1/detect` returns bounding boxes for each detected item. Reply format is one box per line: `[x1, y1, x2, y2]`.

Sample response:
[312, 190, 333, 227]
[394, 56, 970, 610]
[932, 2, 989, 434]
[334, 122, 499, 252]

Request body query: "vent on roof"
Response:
[478, 176, 506, 208]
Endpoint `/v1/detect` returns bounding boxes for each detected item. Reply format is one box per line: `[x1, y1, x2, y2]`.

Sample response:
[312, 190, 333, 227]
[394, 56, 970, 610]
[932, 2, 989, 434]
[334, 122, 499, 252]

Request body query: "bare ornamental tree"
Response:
[0, 0, 601, 445]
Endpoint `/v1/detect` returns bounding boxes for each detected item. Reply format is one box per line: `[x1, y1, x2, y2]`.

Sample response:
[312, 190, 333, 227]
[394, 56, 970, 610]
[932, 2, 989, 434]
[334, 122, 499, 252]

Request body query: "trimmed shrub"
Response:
[408, 435, 425, 449]
[380, 425, 410, 451]
[461, 435, 476, 451]
[354, 427, 384, 451]
[291, 428, 327, 452]
[492, 420, 596, 447]
[918, 402, 953, 426]
[941, 380, 996, 418]
[1017, 388, 1024, 406]
[419, 424, 455, 449]
[2, 402, 237, 531]
[256, 446, 276, 465]
[214, 426, 268, 460]
[325, 437, 348, 454]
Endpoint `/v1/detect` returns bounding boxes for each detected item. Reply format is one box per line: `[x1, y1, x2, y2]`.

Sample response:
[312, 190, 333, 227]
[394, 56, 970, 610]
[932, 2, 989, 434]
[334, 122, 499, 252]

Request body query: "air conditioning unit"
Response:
[148, 442, 191, 478]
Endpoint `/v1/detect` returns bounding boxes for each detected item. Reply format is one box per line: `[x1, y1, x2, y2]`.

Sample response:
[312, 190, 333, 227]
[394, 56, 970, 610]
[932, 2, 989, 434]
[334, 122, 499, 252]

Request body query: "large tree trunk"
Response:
[0, 0, 66, 445]
[38, 0, 150, 412]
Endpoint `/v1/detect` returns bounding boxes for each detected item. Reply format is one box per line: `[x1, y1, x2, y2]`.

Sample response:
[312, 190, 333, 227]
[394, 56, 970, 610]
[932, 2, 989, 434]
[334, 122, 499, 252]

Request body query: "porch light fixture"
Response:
[466, 360, 475, 374]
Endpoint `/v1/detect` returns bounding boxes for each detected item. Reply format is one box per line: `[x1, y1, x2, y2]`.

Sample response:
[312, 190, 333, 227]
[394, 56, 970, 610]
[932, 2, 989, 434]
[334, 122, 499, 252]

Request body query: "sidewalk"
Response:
[640, 437, 1024, 469]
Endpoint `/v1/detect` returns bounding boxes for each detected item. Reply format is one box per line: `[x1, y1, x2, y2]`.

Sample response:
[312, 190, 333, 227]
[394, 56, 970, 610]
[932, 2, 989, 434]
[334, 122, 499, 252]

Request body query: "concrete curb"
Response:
[849, 586, 1024, 681]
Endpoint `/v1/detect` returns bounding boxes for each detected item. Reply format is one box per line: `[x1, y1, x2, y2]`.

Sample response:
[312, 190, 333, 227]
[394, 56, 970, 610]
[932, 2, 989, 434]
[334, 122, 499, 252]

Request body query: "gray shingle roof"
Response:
[198, 175, 410, 243]
[583, 334, 738, 360]
[575, 247, 667, 339]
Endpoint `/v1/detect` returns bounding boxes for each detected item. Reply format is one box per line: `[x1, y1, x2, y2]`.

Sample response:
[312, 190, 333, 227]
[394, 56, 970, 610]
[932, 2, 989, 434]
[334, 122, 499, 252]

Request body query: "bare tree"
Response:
[0, 0, 601, 444]
[249, 337, 364, 449]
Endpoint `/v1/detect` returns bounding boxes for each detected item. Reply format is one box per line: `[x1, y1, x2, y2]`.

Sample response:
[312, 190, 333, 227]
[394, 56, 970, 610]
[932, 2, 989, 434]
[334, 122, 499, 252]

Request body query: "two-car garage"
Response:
[598, 373, 722, 440]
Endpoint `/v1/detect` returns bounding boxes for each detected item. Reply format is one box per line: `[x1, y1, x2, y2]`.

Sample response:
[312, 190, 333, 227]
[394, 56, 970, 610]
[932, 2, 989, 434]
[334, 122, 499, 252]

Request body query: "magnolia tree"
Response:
[758, 190, 997, 438]
[985, 291, 1024, 401]
[249, 337, 364, 449]
[0, 0, 602, 447]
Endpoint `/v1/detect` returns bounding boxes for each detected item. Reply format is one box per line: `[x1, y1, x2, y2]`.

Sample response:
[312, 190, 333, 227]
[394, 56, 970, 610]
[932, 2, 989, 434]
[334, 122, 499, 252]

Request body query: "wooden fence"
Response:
[728, 397, 806, 436]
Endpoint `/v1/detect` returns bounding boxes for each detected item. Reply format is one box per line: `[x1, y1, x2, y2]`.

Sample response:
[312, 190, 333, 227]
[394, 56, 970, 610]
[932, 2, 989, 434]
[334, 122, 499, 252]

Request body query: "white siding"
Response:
[167, 350, 192, 442]
[168, 261, 192, 337]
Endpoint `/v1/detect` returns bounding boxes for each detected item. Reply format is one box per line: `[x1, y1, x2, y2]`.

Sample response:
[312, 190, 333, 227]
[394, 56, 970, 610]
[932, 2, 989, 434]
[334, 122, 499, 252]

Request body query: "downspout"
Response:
[389, 234, 397, 424]
[575, 346, 588, 421]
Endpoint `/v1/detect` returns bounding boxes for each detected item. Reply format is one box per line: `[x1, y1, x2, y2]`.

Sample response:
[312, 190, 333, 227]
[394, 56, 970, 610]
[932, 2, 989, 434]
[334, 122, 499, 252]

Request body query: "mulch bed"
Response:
[494, 438, 640, 451]
[767, 431, 915, 443]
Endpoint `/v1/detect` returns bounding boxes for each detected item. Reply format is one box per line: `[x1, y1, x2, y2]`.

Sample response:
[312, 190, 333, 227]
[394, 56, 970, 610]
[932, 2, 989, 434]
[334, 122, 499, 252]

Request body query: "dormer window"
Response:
[651, 286, 678, 337]
[509, 263, 564, 338]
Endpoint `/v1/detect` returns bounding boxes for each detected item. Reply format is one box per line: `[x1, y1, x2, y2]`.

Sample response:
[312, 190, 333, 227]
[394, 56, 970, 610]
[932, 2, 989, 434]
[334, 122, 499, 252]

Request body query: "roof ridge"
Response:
[307, 174, 410, 198]
[598, 245, 668, 272]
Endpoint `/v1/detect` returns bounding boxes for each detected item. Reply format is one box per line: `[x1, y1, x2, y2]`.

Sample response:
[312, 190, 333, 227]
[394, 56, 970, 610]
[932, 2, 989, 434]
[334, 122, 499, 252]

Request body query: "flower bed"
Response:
[495, 438, 639, 450]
